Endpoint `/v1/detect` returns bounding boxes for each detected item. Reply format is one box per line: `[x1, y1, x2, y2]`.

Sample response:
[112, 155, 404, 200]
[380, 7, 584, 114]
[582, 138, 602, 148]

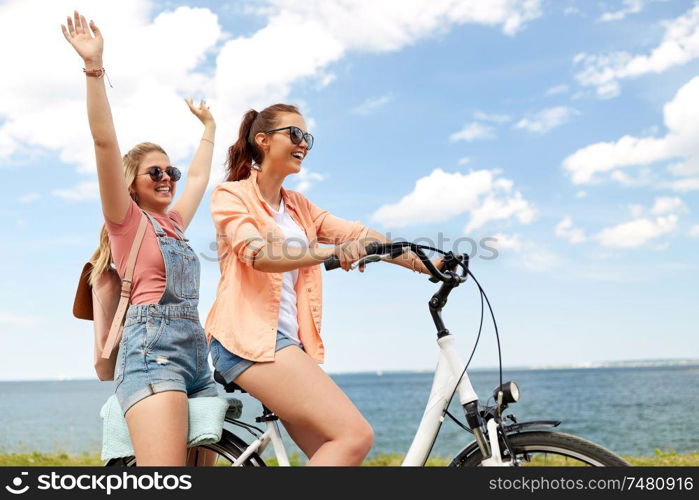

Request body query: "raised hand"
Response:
[61, 11, 103, 65]
[185, 98, 215, 127]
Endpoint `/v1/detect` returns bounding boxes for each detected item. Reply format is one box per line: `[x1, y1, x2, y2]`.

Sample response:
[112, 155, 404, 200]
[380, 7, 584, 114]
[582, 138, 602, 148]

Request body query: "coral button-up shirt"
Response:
[205, 168, 369, 363]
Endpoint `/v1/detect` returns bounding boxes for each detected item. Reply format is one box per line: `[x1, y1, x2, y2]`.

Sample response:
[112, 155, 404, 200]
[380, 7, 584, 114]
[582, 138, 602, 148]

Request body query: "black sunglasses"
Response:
[264, 126, 314, 151]
[137, 166, 181, 182]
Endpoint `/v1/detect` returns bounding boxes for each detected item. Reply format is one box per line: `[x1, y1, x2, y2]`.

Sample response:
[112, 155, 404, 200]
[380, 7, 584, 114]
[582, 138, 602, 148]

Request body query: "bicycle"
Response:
[106, 241, 630, 466]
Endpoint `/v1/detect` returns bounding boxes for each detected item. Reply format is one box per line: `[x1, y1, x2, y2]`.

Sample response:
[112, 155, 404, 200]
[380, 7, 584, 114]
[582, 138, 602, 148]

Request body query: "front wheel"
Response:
[104, 429, 266, 467]
[450, 431, 630, 467]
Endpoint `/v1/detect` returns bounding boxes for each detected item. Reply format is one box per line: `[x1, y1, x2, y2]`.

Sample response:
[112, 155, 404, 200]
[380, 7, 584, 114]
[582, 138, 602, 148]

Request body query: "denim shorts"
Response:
[210, 331, 302, 384]
[114, 304, 219, 415]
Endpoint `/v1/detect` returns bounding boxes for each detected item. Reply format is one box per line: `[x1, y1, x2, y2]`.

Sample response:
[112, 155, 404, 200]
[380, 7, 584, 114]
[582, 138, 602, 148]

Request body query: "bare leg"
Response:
[235, 347, 373, 466]
[281, 418, 326, 459]
[124, 390, 188, 466]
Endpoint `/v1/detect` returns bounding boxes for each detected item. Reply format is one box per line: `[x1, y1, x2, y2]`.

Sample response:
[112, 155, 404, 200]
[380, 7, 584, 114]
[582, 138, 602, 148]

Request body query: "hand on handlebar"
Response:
[334, 239, 368, 272]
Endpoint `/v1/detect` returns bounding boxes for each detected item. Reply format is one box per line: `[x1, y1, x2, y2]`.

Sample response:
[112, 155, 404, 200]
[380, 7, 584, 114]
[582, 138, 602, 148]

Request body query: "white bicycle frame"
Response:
[228, 334, 508, 467]
[228, 253, 511, 467]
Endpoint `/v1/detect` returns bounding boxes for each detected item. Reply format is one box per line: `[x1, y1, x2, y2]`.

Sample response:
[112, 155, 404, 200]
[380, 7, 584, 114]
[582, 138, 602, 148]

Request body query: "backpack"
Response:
[73, 214, 148, 381]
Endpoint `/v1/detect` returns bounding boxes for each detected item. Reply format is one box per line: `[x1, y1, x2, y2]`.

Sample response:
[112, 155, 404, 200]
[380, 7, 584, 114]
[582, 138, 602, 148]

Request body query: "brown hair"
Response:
[89, 142, 167, 285]
[225, 103, 301, 182]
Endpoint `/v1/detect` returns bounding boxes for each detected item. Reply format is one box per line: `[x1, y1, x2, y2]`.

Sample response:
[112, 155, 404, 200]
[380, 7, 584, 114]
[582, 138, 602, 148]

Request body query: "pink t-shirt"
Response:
[105, 199, 185, 305]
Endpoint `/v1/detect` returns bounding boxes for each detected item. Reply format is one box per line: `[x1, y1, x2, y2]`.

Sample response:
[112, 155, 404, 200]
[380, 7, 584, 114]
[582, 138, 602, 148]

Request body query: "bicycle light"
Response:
[493, 381, 520, 404]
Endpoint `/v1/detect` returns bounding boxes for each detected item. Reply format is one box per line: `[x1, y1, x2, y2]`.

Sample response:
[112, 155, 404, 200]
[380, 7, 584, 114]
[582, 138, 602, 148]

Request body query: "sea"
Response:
[1, 365, 698, 461]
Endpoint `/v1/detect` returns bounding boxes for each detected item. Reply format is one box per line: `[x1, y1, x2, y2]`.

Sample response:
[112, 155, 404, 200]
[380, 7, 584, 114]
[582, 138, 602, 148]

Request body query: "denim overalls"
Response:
[114, 211, 218, 415]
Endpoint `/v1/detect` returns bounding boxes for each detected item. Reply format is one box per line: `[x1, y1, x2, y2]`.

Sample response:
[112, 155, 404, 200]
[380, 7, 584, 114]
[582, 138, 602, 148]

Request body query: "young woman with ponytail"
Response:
[62, 11, 218, 465]
[206, 104, 443, 465]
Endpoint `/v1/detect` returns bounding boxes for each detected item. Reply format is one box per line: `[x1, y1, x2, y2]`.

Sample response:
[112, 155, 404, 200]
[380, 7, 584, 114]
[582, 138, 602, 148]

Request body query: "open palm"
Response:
[61, 11, 103, 63]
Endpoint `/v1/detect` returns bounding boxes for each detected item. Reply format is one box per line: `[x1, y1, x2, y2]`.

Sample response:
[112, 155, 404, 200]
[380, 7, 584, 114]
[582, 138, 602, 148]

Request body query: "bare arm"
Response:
[252, 246, 336, 273]
[61, 11, 130, 223]
[361, 229, 443, 274]
[172, 99, 215, 229]
[251, 231, 441, 274]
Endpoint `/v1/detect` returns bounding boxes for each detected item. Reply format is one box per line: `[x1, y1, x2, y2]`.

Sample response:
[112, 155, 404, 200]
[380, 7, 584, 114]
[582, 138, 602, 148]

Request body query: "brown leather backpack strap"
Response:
[101, 213, 149, 359]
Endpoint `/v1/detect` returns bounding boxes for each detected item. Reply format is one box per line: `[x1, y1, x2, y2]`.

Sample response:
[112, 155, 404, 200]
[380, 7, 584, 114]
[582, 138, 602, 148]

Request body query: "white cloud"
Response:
[490, 233, 560, 271]
[370, 168, 536, 232]
[575, 4, 699, 98]
[52, 181, 99, 201]
[449, 122, 496, 142]
[515, 106, 578, 133]
[490, 232, 525, 251]
[595, 214, 678, 248]
[544, 84, 569, 96]
[576, 190, 587, 198]
[555, 216, 586, 244]
[609, 168, 654, 187]
[599, 0, 645, 22]
[650, 196, 686, 215]
[292, 167, 325, 193]
[661, 177, 699, 192]
[563, 76, 699, 186]
[466, 190, 536, 233]
[18, 193, 41, 204]
[473, 111, 512, 123]
[0, 0, 542, 187]
[690, 224, 699, 237]
[351, 94, 393, 115]
[458, 157, 471, 165]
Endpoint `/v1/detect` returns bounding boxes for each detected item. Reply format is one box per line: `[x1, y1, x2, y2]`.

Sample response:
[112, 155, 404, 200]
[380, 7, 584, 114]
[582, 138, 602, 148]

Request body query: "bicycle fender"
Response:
[503, 420, 561, 433]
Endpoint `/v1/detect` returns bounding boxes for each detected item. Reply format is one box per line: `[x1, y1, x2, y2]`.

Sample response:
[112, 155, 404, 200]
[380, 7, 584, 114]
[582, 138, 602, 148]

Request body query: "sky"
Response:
[0, 0, 698, 381]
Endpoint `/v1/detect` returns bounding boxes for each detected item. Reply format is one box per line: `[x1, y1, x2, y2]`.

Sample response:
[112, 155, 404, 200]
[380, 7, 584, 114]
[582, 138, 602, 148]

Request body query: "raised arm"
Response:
[61, 11, 130, 223]
[171, 99, 216, 229]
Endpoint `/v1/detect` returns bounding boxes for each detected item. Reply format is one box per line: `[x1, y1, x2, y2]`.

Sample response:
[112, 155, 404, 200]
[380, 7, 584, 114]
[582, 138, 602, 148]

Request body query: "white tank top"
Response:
[266, 199, 309, 344]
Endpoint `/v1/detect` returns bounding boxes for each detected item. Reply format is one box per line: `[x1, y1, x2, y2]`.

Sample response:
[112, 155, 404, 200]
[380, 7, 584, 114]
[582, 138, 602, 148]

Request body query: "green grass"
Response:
[1, 449, 697, 466]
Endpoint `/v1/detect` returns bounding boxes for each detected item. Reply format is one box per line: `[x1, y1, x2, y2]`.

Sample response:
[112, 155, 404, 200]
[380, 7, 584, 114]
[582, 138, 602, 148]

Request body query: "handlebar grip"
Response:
[323, 242, 389, 271]
[324, 255, 342, 271]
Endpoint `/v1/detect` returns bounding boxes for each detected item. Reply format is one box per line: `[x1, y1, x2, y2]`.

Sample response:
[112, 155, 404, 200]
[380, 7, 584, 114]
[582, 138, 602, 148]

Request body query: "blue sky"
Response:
[1, 0, 698, 381]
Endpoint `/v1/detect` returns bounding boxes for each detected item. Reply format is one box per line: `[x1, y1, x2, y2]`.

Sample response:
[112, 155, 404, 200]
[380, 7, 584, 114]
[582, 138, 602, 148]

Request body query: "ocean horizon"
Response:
[2, 357, 697, 382]
[1, 362, 698, 460]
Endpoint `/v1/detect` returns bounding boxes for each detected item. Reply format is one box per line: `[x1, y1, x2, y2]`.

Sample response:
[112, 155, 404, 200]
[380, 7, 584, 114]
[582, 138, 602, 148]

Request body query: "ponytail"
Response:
[225, 109, 259, 182]
[224, 103, 302, 182]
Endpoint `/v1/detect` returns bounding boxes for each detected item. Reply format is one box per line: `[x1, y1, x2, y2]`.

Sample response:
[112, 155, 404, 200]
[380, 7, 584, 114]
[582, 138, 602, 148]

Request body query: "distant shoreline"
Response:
[2, 359, 697, 383]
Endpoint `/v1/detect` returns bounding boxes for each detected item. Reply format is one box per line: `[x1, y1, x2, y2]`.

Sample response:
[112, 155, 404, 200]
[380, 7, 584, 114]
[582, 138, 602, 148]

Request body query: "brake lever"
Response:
[350, 253, 389, 270]
[429, 251, 464, 283]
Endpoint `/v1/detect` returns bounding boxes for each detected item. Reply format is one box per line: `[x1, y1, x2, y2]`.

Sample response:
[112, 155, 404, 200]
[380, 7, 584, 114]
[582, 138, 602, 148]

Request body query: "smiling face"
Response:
[256, 112, 310, 175]
[131, 151, 177, 212]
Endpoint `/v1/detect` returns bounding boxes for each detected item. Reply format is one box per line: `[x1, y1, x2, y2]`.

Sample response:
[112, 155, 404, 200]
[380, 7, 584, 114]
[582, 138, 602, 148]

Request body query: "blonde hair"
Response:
[89, 142, 167, 285]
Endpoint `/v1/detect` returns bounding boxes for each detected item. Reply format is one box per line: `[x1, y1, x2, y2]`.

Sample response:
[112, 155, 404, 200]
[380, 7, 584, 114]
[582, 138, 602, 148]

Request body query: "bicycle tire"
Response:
[104, 428, 266, 467]
[450, 431, 630, 467]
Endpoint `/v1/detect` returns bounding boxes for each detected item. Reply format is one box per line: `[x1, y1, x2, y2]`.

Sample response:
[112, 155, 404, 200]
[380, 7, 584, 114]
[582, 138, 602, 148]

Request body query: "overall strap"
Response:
[143, 211, 188, 241]
[172, 223, 188, 242]
[100, 213, 149, 359]
[142, 212, 167, 237]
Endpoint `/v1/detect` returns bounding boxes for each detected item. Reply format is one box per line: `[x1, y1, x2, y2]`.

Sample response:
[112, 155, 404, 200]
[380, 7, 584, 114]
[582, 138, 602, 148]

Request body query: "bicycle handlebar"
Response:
[323, 241, 469, 284]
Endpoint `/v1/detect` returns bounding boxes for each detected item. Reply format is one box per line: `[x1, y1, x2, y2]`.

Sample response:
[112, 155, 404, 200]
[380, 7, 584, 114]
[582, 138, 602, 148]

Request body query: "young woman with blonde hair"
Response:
[206, 104, 443, 465]
[62, 11, 218, 465]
